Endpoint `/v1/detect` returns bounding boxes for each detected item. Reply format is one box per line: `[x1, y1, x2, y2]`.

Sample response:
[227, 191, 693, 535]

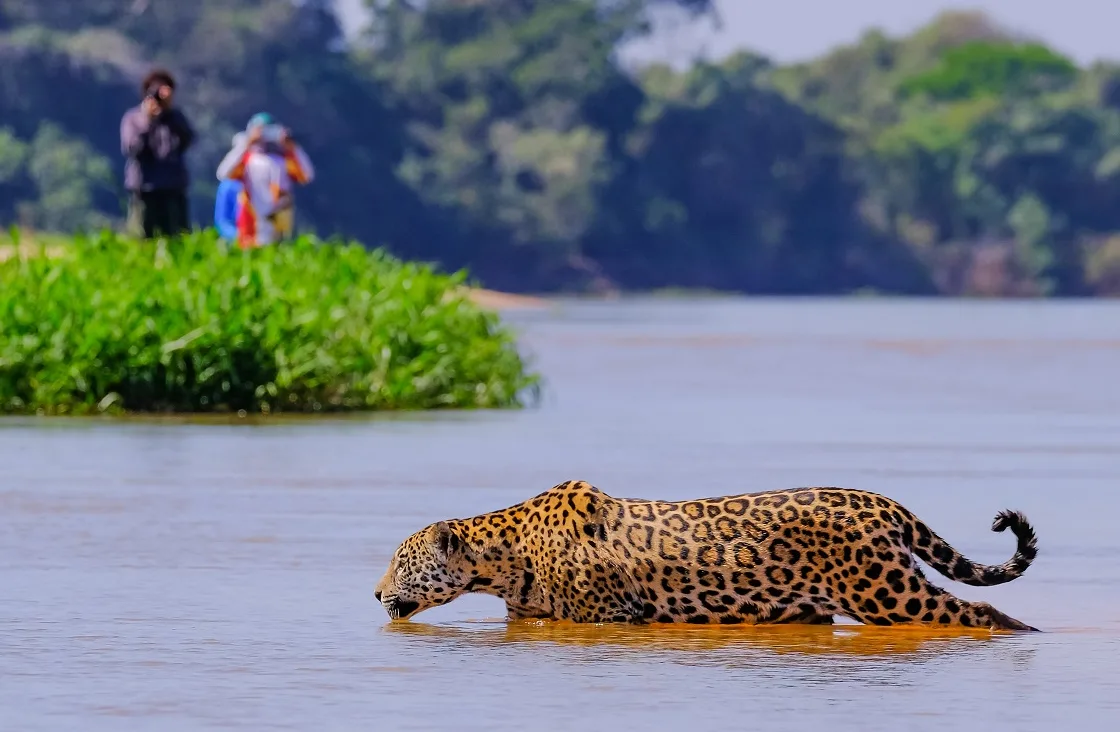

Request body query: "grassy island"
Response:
[0, 230, 541, 415]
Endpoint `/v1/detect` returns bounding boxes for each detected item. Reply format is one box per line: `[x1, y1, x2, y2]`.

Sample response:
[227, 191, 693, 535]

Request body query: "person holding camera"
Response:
[119, 68, 196, 239]
[215, 112, 314, 248]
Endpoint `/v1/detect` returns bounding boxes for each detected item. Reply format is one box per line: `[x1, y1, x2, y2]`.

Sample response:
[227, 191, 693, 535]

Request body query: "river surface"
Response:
[3, 297, 1120, 731]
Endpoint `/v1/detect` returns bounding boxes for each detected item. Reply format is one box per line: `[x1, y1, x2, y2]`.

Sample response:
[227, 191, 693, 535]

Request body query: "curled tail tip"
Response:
[992, 509, 1039, 565]
[991, 509, 1031, 538]
[991, 509, 1021, 532]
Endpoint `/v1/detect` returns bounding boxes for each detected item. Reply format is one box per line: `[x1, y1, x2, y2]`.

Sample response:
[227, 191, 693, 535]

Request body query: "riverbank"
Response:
[464, 288, 549, 310]
[0, 231, 541, 414]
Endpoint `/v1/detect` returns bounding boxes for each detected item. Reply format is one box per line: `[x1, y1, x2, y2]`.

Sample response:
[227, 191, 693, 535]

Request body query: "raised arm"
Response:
[216, 135, 252, 181]
[284, 142, 315, 184]
[120, 109, 151, 157]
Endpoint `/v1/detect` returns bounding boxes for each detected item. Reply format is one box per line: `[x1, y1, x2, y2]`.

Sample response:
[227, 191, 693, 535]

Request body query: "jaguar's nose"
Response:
[375, 590, 382, 602]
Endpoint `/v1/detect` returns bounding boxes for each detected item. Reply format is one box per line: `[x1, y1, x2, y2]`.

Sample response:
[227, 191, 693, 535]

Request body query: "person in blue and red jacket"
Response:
[215, 113, 314, 249]
[213, 173, 243, 242]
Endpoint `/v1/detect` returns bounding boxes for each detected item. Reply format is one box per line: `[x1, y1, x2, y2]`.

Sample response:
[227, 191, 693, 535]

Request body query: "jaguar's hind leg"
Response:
[838, 567, 1038, 631]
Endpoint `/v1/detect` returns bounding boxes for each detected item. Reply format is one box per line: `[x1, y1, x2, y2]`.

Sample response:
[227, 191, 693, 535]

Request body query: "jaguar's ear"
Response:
[428, 521, 465, 560]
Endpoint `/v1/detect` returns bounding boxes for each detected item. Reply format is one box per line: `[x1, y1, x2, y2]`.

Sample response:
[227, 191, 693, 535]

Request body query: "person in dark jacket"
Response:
[119, 68, 196, 238]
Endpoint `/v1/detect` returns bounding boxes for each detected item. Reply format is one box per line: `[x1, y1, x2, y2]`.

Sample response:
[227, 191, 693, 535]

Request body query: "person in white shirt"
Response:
[215, 113, 315, 248]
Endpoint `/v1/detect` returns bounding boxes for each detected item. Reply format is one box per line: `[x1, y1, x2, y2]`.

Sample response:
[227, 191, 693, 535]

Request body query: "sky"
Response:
[333, 0, 1118, 68]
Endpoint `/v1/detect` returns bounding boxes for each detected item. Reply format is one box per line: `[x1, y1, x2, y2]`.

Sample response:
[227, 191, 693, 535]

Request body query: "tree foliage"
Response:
[1, 3, 1119, 295]
[897, 41, 1077, 102]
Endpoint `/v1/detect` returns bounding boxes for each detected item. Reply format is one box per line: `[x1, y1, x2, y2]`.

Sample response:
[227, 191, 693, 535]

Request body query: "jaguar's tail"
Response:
[907, 509, 1038, 587]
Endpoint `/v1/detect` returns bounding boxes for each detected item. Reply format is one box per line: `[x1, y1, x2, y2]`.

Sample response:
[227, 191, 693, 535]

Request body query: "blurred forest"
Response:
[3, 0, 1120, 295]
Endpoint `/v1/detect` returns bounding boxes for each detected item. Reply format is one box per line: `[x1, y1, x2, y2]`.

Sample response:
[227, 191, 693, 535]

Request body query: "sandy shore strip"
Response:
[462, 288, 548, 310]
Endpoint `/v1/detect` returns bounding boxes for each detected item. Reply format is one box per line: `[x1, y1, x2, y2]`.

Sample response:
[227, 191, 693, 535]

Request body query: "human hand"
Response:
[142, 96, 161, 117]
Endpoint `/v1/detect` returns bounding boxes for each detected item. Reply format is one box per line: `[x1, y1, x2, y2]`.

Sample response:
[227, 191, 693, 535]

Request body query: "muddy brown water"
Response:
[3, 297, 1120, 730]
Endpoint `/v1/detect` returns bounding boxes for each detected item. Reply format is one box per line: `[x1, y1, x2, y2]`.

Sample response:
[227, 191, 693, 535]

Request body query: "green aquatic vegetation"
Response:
[0, 229, 541, 414]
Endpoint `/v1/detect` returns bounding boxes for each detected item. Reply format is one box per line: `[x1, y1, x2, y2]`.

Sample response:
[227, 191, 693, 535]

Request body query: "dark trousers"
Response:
[128, 189, 190, 239]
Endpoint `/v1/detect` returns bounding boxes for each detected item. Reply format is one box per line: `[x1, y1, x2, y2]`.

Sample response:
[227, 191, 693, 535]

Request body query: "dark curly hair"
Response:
[140, 68, 176, 96]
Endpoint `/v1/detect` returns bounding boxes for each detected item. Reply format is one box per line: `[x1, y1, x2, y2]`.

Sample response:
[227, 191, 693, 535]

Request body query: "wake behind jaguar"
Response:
[374, 481, 1040, 631]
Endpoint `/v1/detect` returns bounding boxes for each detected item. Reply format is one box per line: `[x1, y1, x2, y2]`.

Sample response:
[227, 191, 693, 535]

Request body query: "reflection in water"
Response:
[383, 618, 999, 659]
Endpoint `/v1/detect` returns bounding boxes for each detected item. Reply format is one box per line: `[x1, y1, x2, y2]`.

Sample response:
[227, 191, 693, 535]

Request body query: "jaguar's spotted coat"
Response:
[375, 482, 1039, 631]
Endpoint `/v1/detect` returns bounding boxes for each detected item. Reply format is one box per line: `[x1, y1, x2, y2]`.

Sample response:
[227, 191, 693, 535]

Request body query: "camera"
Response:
[260, 124, 284, 143]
